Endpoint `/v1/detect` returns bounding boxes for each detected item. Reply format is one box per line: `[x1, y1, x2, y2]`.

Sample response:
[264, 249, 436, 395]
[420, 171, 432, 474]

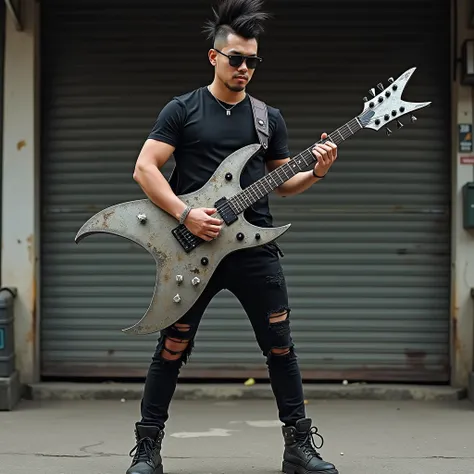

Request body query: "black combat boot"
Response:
[126, 423, 164, 474]
[281, 418, 338, 474]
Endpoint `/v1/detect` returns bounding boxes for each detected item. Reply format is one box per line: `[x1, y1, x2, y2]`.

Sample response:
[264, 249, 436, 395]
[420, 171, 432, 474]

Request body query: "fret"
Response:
[229, 116, 363, 214]
[294, 155, 307, 169]
[247, 184, 259, 202]
[302, 149, 313, 166]
[260, 177, 270, 194]
[264, 176, 272, 190]
[229, 198, 239, 214]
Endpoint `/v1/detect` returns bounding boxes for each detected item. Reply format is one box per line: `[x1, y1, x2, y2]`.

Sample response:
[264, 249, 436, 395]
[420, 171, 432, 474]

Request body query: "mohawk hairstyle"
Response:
[202, 0, 270, 45]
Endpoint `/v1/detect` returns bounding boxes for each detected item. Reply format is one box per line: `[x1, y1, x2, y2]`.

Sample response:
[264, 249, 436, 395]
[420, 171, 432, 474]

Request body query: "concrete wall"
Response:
[0, 0, 473, 388]
[451, 0, 474, 388]
[1, 0, 39, 385]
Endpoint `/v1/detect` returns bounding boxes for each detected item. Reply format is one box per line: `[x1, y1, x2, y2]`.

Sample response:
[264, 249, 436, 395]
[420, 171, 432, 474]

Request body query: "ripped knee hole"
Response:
[160, 324, 193, 361]
[161, 337, 190, 361]
[268, 311, 291, 355]
[173, 323, 191, 332]
[270, 347, 291, 356]
[268, 311, 288, 323]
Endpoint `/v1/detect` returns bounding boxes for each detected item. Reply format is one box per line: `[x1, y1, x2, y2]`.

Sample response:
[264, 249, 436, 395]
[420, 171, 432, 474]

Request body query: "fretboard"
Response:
[229, 116, 363, 214]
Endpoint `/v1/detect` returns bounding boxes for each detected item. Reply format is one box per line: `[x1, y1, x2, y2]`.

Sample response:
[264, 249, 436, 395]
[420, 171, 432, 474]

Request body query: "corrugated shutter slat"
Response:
[40, 0, 451, 382]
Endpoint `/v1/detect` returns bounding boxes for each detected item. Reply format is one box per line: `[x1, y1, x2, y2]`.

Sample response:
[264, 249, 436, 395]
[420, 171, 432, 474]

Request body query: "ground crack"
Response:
[78, 441, 122, 457]
[0, 452, 117, 459]
[0, 443, 125, 459]
[0, 451, 245, 460]
[1, 441, 248, 461]
[371, 456, 474, 460]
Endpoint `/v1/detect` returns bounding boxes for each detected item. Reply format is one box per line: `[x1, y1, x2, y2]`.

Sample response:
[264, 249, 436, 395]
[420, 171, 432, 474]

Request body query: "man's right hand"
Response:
[184, 208, 223, 242]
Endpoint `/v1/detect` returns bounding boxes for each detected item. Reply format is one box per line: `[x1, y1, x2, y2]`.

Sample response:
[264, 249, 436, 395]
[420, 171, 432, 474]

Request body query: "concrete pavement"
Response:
[1, 398, 474, 474]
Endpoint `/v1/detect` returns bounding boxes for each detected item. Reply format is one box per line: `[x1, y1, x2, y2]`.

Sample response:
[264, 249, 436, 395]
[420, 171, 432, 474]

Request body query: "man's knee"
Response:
[159, 323, 195, 362]
[268, 309, 292, 356]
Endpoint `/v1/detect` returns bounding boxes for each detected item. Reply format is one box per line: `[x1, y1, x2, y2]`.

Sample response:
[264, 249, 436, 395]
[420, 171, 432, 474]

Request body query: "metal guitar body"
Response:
[75, 67, 432, 336]
[75, 144, 290, 335]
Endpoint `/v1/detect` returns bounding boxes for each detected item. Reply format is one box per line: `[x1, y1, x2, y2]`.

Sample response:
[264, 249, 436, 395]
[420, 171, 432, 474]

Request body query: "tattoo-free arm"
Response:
[133, 139, 188, 220]
[266, 157, 323, 197]
[266, 133, 337, 197]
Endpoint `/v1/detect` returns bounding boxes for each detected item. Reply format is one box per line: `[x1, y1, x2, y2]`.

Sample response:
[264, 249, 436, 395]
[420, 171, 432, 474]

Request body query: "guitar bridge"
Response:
[172, 225, 205, 253]
[172, 197, 237, 253]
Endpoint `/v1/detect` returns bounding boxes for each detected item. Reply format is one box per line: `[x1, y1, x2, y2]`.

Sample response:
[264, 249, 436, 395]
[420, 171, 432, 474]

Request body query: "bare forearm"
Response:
[133, 164, 186, 220]
[276, 170, 322, 197]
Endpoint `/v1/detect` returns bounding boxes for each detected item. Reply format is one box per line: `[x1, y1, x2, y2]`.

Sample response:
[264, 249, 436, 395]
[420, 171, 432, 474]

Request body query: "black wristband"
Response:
[313, 168, 326, 179]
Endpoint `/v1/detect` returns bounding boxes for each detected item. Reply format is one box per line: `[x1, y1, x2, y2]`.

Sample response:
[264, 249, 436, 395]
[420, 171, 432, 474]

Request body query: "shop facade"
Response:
[2, 0, 473, 392]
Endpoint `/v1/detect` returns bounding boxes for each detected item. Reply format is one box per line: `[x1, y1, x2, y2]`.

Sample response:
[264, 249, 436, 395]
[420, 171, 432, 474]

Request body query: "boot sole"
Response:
[282, 460, 339, 474]
[126, 464, 163, 474]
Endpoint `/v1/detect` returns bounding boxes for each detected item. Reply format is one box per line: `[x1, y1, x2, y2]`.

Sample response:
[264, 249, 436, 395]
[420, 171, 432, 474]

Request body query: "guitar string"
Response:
[230, 116, 363, 213]
[177, 116, 363, 245]
[176, 113, 369, 245]
[232, 108, 375, 213]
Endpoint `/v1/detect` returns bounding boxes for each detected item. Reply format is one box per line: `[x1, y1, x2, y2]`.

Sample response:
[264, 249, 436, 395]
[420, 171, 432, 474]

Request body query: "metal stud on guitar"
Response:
[74, 66, 432, 335]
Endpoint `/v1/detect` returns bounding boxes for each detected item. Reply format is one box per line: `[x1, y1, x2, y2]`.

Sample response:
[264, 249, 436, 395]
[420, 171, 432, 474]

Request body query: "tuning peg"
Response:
[369, 88, 376, 97]
[410, 114, 417, 123]
[377, 83, 384, 91]
[363, 96, 368, 102]
[386, 127, 392, 136]
[388, 77, 394, 84]
[396, 119, 404, 129]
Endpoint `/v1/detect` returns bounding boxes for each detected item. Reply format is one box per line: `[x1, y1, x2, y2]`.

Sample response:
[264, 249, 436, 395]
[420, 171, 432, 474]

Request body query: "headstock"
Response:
[357, 67, 431, 135]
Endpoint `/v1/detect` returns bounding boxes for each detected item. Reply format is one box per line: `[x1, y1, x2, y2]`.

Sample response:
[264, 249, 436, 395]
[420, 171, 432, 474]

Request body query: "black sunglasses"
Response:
[214, 49, 263, 69]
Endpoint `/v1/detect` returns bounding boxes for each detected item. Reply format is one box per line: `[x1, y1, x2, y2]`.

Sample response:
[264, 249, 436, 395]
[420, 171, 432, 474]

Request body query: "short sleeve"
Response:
[266, 110, 290, 161]
[148, 98, 186, 148]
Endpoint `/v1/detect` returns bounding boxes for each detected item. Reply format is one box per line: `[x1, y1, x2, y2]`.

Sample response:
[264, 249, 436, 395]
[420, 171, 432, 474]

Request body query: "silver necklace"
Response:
[208, 87, 242, 116]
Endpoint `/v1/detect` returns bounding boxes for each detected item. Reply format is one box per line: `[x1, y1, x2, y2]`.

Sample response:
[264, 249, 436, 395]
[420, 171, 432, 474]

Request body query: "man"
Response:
[127, 1, 339, 473]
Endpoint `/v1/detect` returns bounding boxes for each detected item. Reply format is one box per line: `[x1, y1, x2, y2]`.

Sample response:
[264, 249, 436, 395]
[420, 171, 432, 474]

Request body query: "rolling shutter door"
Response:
[40, 0, 451, 382]
[0, 1, 5, 250]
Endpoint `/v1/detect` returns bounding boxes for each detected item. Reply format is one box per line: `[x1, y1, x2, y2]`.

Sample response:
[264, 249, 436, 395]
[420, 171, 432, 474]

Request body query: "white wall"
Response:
[451, 0, 474, 388]
[1, 0, 39, 384]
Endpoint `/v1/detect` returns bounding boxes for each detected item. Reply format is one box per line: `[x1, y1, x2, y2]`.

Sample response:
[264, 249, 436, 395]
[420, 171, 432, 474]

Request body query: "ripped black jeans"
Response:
[139, 242, 306, 429]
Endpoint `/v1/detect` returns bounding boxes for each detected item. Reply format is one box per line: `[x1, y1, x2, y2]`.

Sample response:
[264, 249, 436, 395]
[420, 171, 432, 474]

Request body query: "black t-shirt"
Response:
[148, 86, 290, 228]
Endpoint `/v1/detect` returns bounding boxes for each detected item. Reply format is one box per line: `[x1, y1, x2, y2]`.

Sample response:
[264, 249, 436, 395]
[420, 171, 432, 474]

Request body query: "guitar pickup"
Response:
[215, 197, 238, 225]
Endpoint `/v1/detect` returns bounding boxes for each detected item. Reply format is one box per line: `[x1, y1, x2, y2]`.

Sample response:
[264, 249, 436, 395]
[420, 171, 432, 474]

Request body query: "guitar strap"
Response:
[248, 94, 269, 151]
[248, 95, 285, 257]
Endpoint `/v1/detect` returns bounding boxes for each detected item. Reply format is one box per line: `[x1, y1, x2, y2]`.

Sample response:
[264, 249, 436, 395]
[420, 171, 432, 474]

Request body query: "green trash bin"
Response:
[0, 287, 20, 410]
[0, 288, 17, 378]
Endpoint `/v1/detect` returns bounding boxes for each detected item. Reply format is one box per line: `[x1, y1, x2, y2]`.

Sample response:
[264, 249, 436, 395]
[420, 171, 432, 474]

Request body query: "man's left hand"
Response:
[312, 133, 338, 178]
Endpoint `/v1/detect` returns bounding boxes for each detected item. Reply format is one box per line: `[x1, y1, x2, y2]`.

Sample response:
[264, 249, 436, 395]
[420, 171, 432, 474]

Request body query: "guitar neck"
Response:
[229, 116, 364, 214]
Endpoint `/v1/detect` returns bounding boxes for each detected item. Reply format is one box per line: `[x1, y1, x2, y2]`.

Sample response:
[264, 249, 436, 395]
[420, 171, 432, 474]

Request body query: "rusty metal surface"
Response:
[75, 144, 290, 335]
